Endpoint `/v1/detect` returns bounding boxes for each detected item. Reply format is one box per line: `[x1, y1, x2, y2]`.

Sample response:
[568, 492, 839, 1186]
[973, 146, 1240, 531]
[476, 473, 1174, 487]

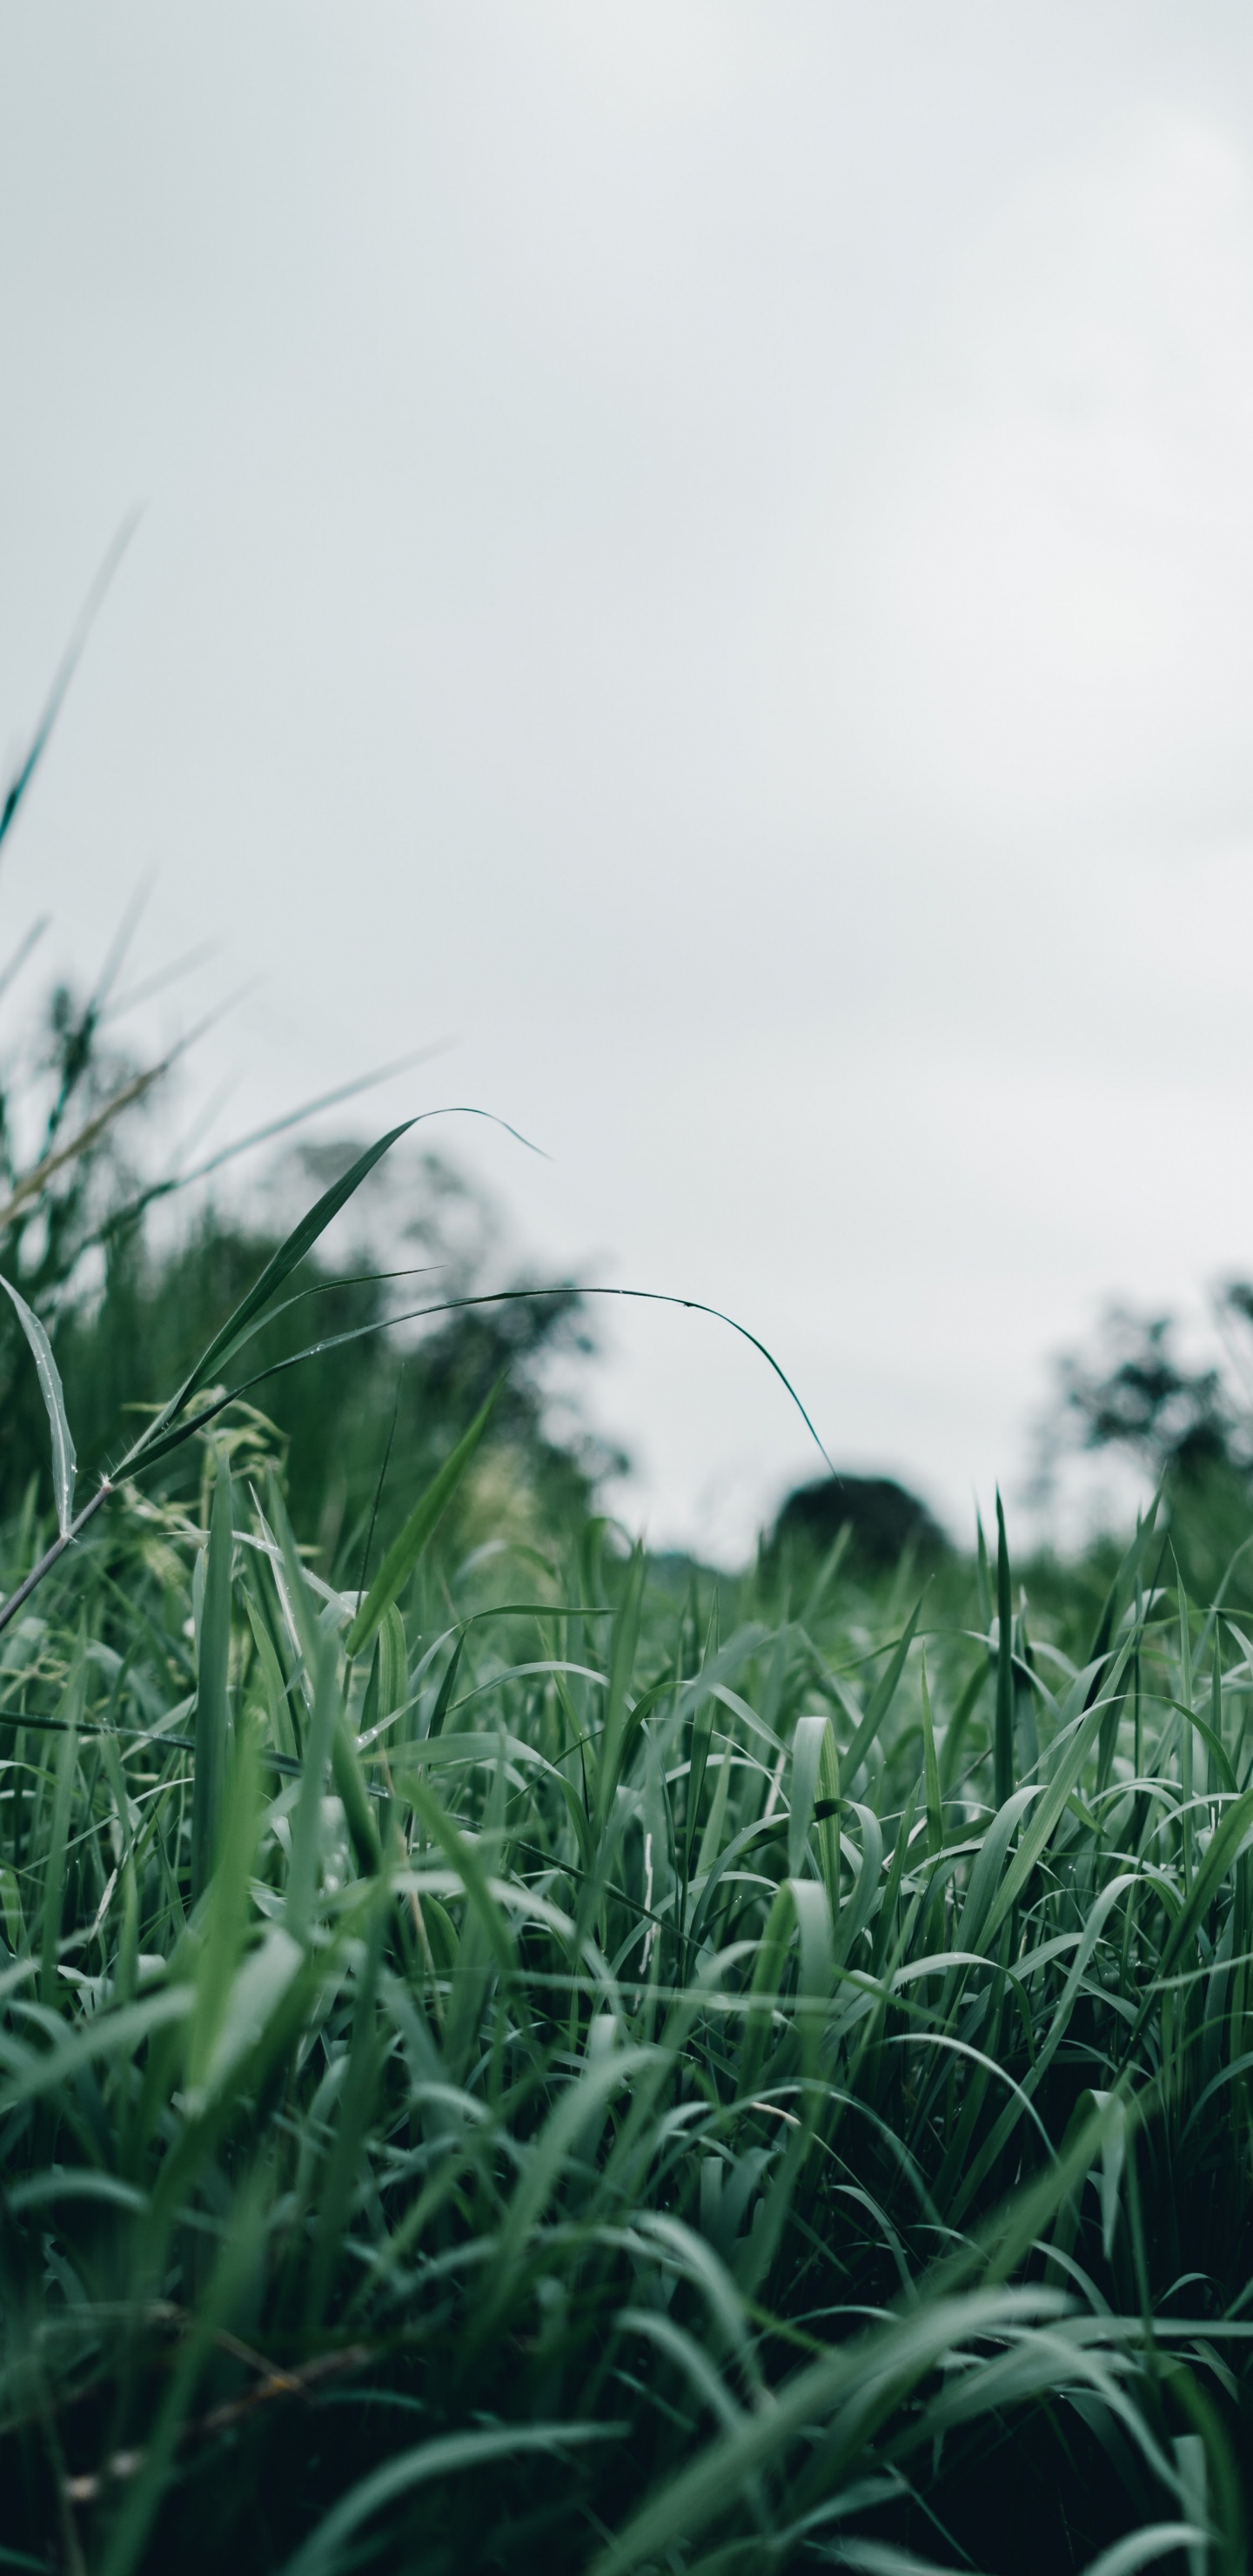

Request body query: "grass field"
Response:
[0, 655, 1249, 2572]
[0, 1107, 1249, 2576]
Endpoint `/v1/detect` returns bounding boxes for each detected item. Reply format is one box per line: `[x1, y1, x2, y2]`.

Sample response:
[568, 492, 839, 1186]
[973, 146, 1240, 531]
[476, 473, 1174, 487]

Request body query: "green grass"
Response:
[0, 622, 1248, 2567]
[0, 1121, 1249, 2572]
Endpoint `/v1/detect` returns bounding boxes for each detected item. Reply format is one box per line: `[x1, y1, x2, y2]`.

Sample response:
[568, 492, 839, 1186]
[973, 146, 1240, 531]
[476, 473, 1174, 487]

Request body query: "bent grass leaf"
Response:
[120, 1122, 416, 1472]
[0, 1273, 76, 1535]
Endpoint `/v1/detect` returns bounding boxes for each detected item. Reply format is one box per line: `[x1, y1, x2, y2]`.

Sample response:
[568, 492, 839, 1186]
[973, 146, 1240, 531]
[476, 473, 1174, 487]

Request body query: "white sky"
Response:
[3, 3, 1253, 1556]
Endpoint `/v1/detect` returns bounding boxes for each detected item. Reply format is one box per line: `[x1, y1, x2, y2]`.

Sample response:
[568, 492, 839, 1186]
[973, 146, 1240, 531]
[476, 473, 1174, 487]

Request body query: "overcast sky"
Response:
[4, 3, 1253, 1555]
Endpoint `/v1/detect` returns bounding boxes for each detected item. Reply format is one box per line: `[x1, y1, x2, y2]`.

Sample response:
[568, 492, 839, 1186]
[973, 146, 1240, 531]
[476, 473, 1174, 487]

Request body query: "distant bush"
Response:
[768, 1468, 950, 1576]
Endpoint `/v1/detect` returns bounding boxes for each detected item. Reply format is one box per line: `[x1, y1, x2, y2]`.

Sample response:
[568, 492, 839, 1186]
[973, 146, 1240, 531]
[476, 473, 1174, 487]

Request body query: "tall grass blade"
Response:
[995, 1487, 1013, 1808]
[191, 1456, 233, 1905]
[344, 1385, 498, 1659]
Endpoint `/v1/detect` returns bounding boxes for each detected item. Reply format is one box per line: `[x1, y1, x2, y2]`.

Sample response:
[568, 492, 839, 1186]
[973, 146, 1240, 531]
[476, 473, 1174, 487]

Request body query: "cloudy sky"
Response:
[3, 3, 1253, 1554]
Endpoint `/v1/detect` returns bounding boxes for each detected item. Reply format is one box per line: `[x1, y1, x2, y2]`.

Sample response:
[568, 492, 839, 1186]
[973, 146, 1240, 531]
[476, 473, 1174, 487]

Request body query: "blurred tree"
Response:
[1042, 1294, 1253, 1598]
[1053, 1307, 1233, 1479]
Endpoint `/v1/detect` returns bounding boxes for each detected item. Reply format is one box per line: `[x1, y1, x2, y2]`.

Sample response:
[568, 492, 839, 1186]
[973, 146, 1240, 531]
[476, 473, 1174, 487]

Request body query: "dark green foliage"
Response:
[769, 1470, 950, 1577]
